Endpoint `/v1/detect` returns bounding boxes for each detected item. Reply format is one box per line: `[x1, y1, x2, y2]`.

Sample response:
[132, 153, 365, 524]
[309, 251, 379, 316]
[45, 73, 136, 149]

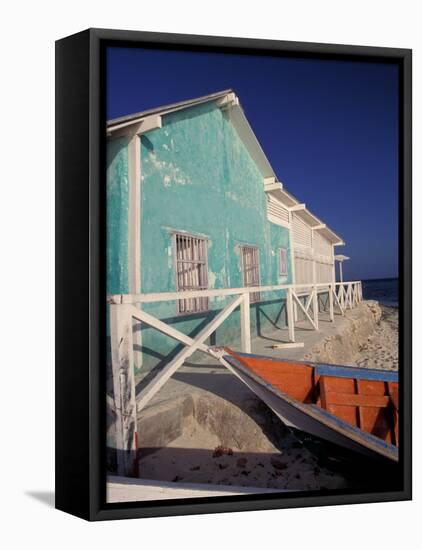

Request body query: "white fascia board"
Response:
[107, 115, 162, 137]
[264, 182, 283, 193]
[264, 176, 277, 186]
[107, 89, 232, 129]
[289, 203, 306, 212]
[228, 103, 277, 182]
[138, 115, 162, 134]
[216, 92, 239, 109]
[318, 224, 344, 245]
[294, 207, 325, 229]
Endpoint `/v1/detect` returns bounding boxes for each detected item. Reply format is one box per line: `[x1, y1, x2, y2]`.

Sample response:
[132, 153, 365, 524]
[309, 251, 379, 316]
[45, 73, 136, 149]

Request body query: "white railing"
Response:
[108, 280, 362, 476]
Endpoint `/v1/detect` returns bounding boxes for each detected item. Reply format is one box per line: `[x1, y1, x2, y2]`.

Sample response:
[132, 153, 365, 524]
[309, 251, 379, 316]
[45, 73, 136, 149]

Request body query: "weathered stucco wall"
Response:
[106, 136, 129, 295]
[107, 101, 294, 379]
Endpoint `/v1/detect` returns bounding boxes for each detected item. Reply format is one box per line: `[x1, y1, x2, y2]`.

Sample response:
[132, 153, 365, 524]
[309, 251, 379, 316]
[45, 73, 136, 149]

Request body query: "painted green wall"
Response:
[134, 102, 293, 378]
[107, 136, 129, 295]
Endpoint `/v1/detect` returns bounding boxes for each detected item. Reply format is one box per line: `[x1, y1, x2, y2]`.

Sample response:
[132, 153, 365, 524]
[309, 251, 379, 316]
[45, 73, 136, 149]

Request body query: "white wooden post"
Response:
[109, 304, 138, 477]
[240, 292, 251, 353]
[287, 288, 295, 342]
[329, 284, 334, 322]
[127, 132, 143, 372]
[332, 285, 345, 316]
[312, 286, 319, 330]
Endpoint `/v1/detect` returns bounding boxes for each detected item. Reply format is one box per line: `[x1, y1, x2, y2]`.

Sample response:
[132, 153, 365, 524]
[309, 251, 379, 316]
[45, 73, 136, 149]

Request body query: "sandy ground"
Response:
[139, 422, 354, 492]
[355, 306, 398, 371]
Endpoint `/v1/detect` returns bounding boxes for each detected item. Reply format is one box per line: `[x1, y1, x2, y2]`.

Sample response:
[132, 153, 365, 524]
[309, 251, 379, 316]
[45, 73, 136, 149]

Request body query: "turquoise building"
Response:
[107, 90, 344, 380]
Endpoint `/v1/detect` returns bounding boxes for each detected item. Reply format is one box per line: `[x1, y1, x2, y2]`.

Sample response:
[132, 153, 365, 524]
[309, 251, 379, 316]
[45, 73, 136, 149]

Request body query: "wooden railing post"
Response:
[109, 304, 138, 477]
[240, 292, 251, 353]
[287, 288, 295, 342]
[329, 284, 334, 322]
[312, 286, 319, 330]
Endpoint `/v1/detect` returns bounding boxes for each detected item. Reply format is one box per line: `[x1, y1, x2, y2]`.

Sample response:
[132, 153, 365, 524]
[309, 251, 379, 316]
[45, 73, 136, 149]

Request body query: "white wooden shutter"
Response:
[267, 195, 290, 226]
[292, 214, 312, 248]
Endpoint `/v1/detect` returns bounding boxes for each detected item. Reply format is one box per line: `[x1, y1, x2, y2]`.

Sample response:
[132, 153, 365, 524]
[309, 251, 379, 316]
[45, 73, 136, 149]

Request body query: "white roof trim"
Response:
[107, 89, 232, 132]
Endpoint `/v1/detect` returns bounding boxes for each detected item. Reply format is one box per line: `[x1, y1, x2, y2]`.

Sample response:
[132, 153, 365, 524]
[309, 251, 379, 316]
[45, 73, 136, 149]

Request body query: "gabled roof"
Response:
[108, 89, 233, 129]
[107, 90, 344, 246]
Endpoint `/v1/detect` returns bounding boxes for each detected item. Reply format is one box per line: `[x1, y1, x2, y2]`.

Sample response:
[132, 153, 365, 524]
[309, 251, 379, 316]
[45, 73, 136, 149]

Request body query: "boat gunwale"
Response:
[232, 351, 398, 383]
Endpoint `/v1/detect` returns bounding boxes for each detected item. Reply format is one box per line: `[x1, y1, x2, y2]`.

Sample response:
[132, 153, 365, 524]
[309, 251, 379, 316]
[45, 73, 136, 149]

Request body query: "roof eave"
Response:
[107, 89, 233, 134]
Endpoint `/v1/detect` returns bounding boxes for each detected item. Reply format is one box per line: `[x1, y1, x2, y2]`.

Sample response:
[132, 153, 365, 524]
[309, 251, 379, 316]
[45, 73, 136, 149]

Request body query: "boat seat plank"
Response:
[322, 391, 390, 408]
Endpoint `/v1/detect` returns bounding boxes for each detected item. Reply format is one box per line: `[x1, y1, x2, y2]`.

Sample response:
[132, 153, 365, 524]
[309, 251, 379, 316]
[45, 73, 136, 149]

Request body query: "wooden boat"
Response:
[217, 349, 399, 463]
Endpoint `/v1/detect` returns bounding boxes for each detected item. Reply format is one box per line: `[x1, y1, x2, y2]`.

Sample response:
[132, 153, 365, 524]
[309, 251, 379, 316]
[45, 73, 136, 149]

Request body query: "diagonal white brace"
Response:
[333, 287, 345, 315]
[137, 294, 244, 412]
[129, 305, 210, 355]
[292, 290, 318, 330]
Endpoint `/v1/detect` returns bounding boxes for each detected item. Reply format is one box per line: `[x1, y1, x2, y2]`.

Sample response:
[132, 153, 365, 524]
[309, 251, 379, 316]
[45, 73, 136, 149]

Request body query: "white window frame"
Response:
[174, 232, 209, 314]
[240, 245, 261, 303]
[279, 247, 288, 276]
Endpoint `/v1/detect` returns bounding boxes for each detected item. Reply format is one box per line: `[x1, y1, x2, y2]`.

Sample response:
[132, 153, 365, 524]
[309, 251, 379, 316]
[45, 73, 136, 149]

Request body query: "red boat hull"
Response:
[219, 349, 399, 462]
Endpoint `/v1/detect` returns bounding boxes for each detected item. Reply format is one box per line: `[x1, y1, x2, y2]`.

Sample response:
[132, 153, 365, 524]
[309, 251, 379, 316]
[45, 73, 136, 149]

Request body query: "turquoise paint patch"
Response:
[107, 137, 129, 295]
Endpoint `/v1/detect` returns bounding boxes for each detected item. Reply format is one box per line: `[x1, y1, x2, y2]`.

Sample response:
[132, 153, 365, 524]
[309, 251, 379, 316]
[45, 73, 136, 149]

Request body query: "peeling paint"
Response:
[208, 271, 217, 288]
[106, 137, 129, 295]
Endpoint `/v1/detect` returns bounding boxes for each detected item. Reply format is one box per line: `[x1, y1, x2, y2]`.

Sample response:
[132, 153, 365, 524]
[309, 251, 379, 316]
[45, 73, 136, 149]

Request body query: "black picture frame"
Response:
[55, 28, 412, 521]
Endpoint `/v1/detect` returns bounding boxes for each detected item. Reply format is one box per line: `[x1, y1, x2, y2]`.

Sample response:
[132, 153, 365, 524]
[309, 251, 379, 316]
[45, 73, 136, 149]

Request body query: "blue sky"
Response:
[106, 47, 399, 281]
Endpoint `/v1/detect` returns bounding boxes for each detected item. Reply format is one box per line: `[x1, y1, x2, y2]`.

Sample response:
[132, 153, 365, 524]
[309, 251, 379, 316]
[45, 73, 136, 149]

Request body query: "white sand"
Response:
[138, 422, 350, 492]
[355, 306, 398, 371]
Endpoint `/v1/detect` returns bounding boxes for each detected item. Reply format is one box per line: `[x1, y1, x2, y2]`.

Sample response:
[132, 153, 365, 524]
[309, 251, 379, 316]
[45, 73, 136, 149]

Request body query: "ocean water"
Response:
[361, 277, 399, 307]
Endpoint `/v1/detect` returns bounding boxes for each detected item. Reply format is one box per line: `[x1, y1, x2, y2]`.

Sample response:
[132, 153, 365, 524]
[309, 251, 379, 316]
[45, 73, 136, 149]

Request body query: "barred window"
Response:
[241, 245, 261, 303]
[175, 233, 209, 314]
[279, 247, 288, 276]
